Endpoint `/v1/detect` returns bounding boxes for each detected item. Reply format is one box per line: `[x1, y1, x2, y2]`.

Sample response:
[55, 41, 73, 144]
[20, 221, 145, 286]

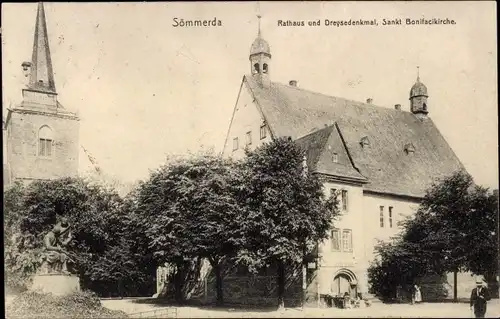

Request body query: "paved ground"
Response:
[101, 299, 500, 318]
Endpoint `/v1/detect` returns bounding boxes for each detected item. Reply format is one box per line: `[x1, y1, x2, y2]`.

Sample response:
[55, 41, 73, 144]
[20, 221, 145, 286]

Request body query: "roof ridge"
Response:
[271, 79, 413, 114]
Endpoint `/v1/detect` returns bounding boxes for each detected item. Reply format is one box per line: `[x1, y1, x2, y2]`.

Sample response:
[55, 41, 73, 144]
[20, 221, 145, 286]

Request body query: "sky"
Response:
[2, 1, 498, 188]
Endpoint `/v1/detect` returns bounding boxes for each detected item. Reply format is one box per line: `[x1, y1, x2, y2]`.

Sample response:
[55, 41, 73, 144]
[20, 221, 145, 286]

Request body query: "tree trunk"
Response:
[208, 257, 224, 306]
[174, 263, 184, 304]
[302, 263, 307, 308]
[277, 261, 285, 310]
[453, 270, 458, 302]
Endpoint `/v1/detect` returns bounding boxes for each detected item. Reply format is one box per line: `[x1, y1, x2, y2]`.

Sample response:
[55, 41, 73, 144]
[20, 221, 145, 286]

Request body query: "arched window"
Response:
[38, 125, 53, 157]
[253, 63, 260, 74]
[423, 103, 427, 111]
[263, 63, 268, 74]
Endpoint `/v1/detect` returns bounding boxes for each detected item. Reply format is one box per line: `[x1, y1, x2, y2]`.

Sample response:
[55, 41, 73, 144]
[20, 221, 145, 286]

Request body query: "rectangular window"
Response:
[330, 188, 337, 211]
[232, 137, 239, 151]
[341, 190, 348, 211]
[342, 229, 353, 252]
[246, 131, 252, 146]
[389, 206, 393, 228]
[260, 124, 267, 140]
[39, 139, 52, 156]
[333, 153, 338, 163]
[380, 206, 384, 228]
[331, 229, 340, 251]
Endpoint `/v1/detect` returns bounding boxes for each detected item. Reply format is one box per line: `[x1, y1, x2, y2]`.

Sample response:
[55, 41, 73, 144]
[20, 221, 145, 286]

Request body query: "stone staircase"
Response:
[363, 292, 383, 305]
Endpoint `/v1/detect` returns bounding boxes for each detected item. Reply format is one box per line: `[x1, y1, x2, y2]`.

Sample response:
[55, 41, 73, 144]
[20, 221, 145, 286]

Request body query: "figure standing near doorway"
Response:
[411, 284, 422, 304]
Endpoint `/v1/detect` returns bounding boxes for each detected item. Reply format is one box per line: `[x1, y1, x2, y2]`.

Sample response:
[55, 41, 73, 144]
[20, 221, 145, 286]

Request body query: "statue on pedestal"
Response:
[41, 218, 75, 275]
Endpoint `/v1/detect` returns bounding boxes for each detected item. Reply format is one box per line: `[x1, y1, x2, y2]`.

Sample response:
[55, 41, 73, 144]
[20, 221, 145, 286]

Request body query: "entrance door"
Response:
[333, 274, 358, 298]
[333, 274, 351, 297]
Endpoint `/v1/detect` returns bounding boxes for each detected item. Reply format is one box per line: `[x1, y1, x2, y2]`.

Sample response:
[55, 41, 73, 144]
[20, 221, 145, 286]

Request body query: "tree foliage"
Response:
[4, 177, 153, 296]
[368, 171, 499, 299]
[237, 137, 339, 308]
[131, 154, 245, 304]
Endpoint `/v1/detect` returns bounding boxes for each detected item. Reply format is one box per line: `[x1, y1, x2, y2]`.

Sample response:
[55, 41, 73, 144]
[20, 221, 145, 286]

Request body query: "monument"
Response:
[31, 218, 81, 295]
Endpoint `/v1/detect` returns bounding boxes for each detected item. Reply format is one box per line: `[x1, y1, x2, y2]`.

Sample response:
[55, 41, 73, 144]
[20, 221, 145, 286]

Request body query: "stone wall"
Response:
[7, 109, 79, 182]
[157, 259, 317, 307]
[192, 263, 305, 307]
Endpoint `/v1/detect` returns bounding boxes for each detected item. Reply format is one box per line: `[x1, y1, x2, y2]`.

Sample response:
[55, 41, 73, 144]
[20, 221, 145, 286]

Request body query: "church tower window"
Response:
[253, 63, 260, 74]
[263, 63, 268, 74]
[38, 125, 54, 157]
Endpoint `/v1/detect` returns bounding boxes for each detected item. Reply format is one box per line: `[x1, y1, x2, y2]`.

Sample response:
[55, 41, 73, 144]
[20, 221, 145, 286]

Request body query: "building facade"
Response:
[3, 2, 80, 186]
[221, 22, 469, 302]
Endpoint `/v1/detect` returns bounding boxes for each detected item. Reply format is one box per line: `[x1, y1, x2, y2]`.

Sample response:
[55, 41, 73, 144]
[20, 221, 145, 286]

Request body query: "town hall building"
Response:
[3, 2, 80, 186]
[221, 18, 468, 303]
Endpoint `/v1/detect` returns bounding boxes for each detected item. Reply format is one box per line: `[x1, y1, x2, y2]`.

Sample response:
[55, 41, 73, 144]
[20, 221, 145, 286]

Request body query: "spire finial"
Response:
[257, 14, 262, 37]
[256, 1, 262, 37]
[417, 66, 420, 82]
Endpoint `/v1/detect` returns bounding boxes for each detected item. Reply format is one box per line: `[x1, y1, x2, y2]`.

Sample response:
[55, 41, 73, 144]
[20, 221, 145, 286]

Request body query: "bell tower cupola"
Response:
[249, 15, 271, 87]
[409, 66, 429, 118]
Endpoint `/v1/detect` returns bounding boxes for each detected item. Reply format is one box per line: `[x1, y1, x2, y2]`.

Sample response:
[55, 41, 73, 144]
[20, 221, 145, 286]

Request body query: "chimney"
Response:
[366, 98, 373, 104]
[289, 80, 297, 87]
[395, 104, 401, 110]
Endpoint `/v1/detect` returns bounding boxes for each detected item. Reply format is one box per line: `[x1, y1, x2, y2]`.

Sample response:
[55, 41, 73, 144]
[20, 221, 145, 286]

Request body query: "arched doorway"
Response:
[332, 269, 358, 298]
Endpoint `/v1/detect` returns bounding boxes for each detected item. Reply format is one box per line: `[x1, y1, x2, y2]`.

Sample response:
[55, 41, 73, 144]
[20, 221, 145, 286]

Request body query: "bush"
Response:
[5, 290, 127, 318]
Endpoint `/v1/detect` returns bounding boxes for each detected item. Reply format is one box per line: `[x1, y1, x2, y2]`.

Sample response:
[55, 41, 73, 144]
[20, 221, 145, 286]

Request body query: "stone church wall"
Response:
[7, 110, 79, 182]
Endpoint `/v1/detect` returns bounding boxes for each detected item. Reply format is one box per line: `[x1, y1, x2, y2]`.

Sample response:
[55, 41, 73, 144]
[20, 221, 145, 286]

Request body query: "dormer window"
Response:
[404, 143, 416, 155]
[360, 136, 370, 148]
[333, 153, 338, 163]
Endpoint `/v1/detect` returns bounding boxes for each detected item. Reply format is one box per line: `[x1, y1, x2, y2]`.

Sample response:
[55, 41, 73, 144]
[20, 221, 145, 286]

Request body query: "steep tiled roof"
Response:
[244, 75, 466, 198]
[295, 125, 367, 182]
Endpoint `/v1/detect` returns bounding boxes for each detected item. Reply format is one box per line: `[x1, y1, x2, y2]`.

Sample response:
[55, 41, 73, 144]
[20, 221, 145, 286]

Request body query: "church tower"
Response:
[249, 15, 271, 88]
[3, 2, 80, 185]
[409, 67, 429, 118]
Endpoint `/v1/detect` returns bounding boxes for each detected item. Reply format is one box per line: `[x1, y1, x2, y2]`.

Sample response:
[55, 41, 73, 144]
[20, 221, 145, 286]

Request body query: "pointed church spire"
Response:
[416, 66, 420, 82]
[29, 2, 56, 94]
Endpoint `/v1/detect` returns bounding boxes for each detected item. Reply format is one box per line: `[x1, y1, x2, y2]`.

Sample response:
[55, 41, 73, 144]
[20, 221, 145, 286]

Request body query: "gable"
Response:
[222, 77, 272, 158]
[296, 125, 367, 183]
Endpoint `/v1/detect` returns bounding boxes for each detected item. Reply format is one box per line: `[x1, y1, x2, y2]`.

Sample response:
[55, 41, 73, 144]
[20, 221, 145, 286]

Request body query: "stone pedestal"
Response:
[31, 274, 80, 296]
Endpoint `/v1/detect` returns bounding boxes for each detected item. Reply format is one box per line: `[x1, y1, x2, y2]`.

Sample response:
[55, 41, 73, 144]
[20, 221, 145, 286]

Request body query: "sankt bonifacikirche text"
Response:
[277, 17, 456, 27]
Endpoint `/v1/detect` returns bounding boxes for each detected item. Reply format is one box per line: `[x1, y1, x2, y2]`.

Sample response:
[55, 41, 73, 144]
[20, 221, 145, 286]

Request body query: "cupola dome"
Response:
[250, 36, 271, 57]
[410, 79, 428, 98]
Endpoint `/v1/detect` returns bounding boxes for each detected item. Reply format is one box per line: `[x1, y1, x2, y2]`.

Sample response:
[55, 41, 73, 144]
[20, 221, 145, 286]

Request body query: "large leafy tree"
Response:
[132, 154, 244, 305]
[237, 137, 339, 309]
[403, 171, 498, 286]
[4, 177, 152, 296]
[369, 171, 499, 299]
